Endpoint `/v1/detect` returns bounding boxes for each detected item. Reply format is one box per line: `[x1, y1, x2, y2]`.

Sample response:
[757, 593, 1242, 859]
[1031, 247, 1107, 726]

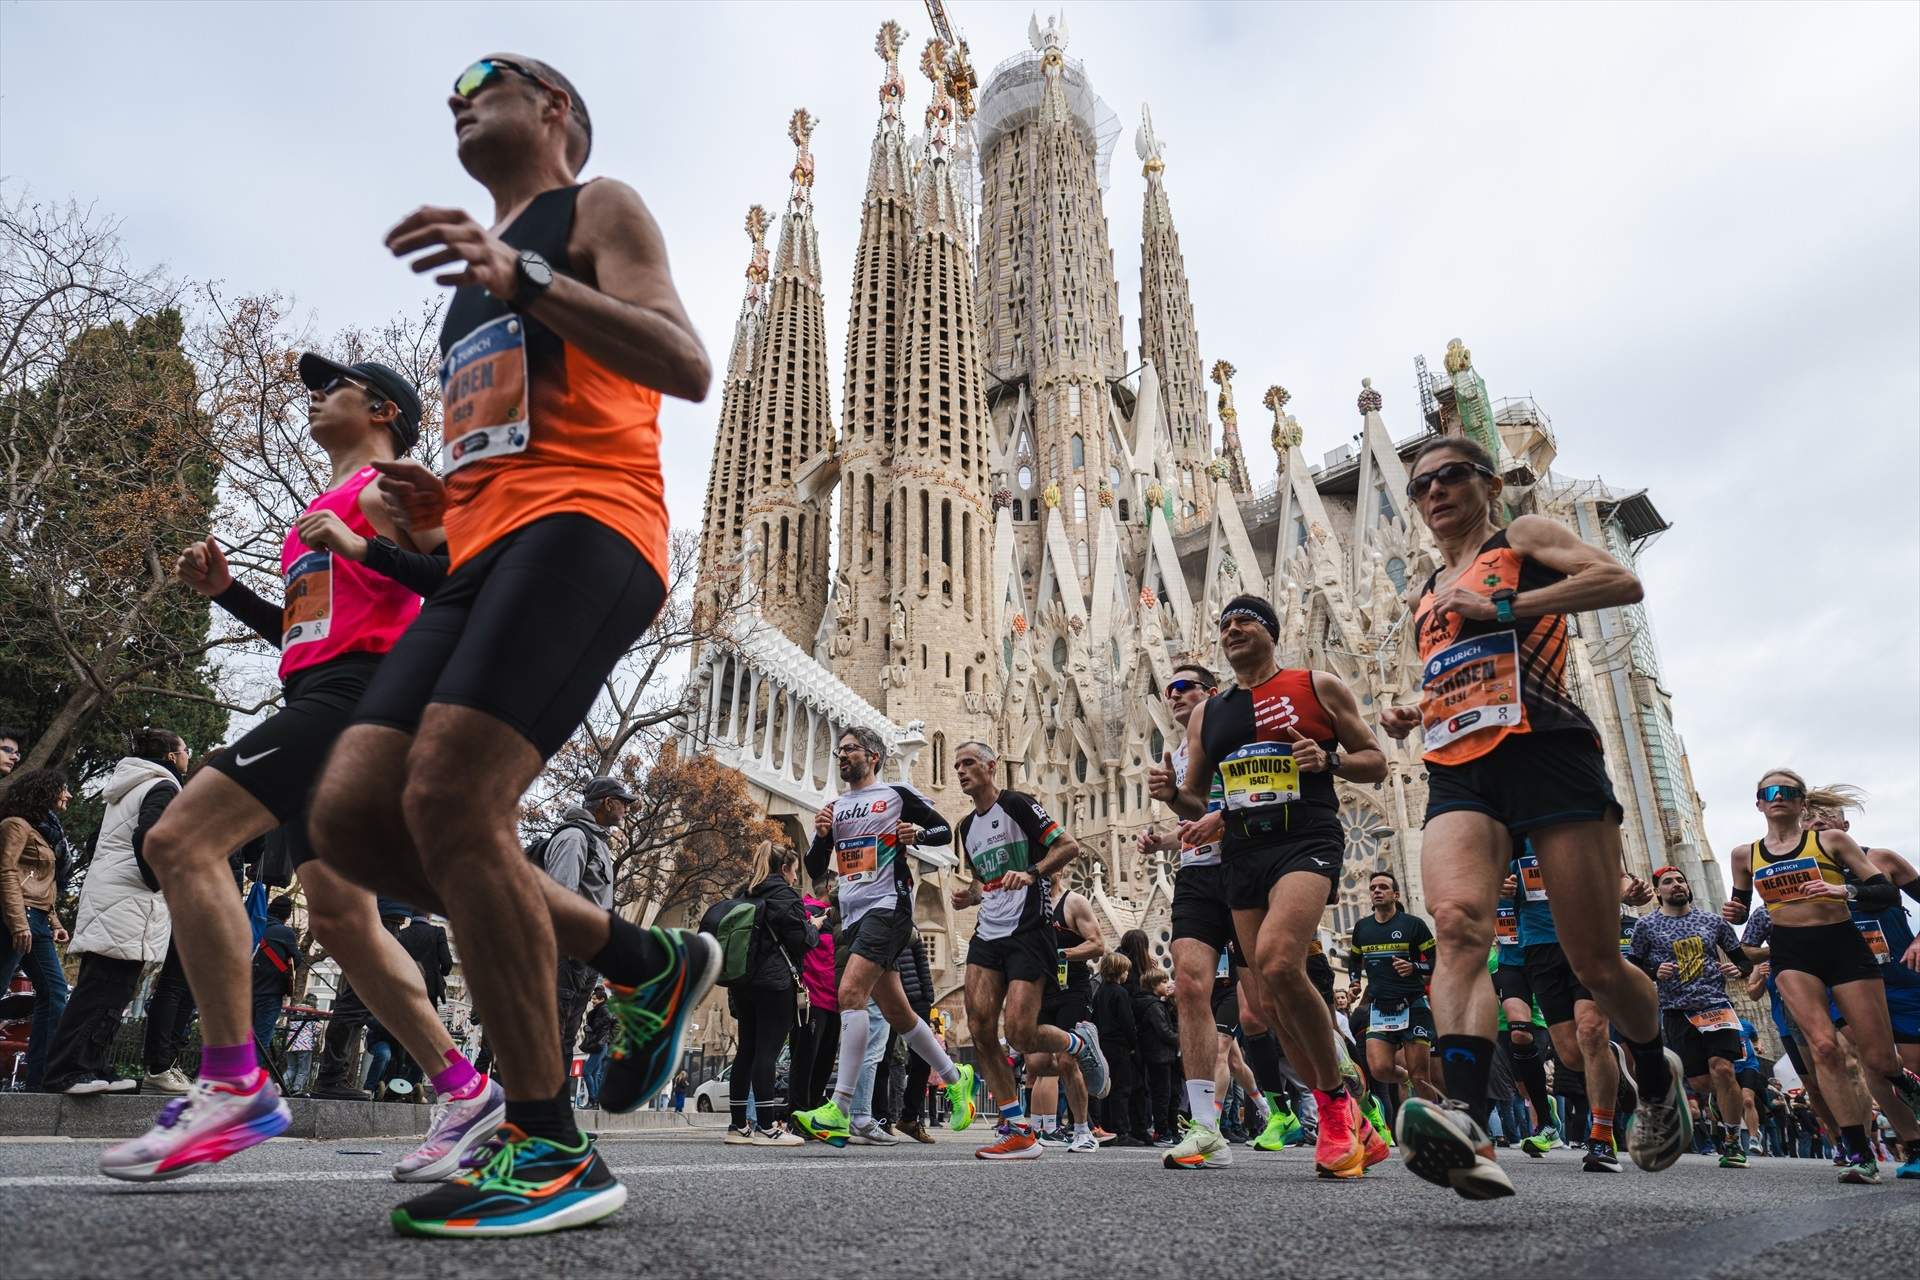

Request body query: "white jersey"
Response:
[1173, 741, 1221, 867]
[809, 779, 951, 927]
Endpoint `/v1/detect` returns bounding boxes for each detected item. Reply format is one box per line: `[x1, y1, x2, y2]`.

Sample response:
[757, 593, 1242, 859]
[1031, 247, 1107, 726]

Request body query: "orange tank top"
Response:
[435, 182, 668, 579]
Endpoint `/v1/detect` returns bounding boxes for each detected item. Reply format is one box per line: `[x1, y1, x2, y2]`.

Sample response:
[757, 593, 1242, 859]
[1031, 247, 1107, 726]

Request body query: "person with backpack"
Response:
[251, 895, 301, 1069]
[718, 842, 817, 1145]
[532, 777, 628, 1072]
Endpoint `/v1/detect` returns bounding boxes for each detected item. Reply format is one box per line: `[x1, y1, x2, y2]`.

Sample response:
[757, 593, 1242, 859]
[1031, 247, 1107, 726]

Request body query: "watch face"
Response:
[522, 253, 554, 286]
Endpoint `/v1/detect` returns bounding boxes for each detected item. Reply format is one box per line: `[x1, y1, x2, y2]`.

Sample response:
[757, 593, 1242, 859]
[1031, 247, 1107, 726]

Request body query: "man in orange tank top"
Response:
[305, 54, 721, 1240]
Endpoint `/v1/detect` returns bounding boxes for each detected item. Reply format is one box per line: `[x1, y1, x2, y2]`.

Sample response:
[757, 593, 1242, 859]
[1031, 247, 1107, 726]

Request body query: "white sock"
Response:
[1074, 1122, 1091, 1137]
[1038, 1114, 1057, 1134]
[1186, 1079, 1218, 1131]
[903, 1017, 961, 1085]
[832, 1008, 868, 1109]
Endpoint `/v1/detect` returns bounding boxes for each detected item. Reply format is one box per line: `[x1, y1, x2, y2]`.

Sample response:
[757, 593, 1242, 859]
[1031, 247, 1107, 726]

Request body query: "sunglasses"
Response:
[1165, 679, 1204, 698]
[1757, 784, 1804, 803]
[319, 375, 374, 398]
[454, 58, 550, 101]
[1407, 460, 1493, 500]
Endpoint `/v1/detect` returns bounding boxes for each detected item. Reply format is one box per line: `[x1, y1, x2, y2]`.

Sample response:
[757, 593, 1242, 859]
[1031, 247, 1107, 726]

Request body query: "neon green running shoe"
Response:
[1520, 1125, 1557, 1158]
[947, 1063, 977, 1132]
[1252, 1105, 1302, 1151]
[1358, 1092, 1392, 1146]
[791, 1099, 850, 1148]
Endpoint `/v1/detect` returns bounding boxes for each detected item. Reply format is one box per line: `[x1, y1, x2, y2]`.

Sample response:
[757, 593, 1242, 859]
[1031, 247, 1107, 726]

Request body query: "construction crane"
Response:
[923, 0, 977, 117]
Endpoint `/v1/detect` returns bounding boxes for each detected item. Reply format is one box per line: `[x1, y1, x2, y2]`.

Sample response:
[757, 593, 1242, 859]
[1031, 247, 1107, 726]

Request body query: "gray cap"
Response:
[583, 776, 636, 805]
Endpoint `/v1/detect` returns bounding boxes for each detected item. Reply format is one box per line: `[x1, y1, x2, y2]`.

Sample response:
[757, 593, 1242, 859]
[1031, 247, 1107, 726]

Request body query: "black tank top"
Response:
[439, 184, 580, 371]
[1198, 668, 1342, 851]
[1049, 892, 1090, 994]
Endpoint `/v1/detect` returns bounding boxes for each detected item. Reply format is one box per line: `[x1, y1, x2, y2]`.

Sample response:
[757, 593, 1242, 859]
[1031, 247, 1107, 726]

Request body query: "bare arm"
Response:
[1032, 829, 1081, 880]
[1169, 701, 1211, 820]
[559, 180, 712, 401]
[1062, 894, 1104, 962]
[1503, 514, 1644, 616]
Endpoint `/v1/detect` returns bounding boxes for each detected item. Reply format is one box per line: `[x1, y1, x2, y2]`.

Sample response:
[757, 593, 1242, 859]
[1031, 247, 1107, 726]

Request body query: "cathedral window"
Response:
[1070, 434, 1085, 469]
[931, 733, 947, 781]
[1150, 729, 1164, 760]
[1074, 487, 1087, 523]
[1018, 465, 1033, 490]
[1075, 752, 1088, 783]
[1118, 500, 1129, 522]
[1385, 557, 1408, 593]
[1069, 384, 1082, 418]
[1053, 637, 1068, 669]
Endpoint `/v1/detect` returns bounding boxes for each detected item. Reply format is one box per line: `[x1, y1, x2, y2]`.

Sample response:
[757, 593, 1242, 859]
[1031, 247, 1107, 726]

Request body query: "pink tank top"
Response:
[278, 468, 421, 680]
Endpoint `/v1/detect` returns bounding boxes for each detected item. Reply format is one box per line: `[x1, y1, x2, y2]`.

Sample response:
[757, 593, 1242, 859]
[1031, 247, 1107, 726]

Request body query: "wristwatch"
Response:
[1844, 883, 1859, 902]
[1324, 746, 1342, 775]
[512, 250, 555, 308]
[1491, 588, 1518, 624]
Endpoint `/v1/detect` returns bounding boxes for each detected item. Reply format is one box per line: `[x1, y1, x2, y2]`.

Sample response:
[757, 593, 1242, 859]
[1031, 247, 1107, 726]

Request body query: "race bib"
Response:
[1856, 919, 1891, 964]
[834, 835, 879, 883]
[1219, 743, 1299, 812]
[1686, 1006, 1740, 1034]
[1216, 950, 1232, 981]
[1495, 904, 1518, 946]
[1371, 1005, 1410, 1033]
[1421, 631, 1523, 754]
[1619, 920, 1635, 957]
[1753, 857, 1824, 905]
[282, 550, 332, 647]
[1516, 854, 1548, 903]
[440, 314, 530, 475]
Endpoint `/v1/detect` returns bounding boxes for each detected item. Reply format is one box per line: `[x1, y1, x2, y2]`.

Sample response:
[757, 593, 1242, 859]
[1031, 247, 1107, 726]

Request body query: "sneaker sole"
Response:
[1582, 1157, 1622, 1173]
[1627, 1048, 1691, 1173]
[391, 1181, 627, 1238]
[392, 1095, 508, 1182]
[101, 1101, 292, 1182]
[1609, 1041, 1640, 1121]
[1395, 1101, 1513, 1198]
[976, 1146, 1044, 1160]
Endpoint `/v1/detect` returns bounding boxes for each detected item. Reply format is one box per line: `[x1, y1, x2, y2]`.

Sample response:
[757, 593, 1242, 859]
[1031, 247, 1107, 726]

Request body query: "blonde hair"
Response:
[1099, 952, 1132, 984]
[1142, 967, 1170, 991]
[745, 839, 797, 888]
[1757, 768, 1867, 815]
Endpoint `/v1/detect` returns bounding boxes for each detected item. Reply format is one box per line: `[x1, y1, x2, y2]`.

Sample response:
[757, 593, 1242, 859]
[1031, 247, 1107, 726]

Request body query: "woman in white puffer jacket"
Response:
[42, 728, 190, 1093]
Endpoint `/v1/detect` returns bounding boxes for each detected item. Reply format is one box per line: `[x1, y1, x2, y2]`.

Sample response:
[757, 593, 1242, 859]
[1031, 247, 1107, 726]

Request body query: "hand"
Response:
[1798, 880, 1849, 901]
[10, 929, 30, 955]
[949, 884, 980, 910]
[1903, 939, 1920, 971]
[897, 823, 922, 847]
[1286, 726, 1328, 773]
[1380, 704, 1421, 741]
[1720, 899, 1747, 923]
[1179, 811, 1225, 848]
[814, 803, 833, 837]
[295, 510, 369, 561]
[1501, 873, 1519, 898]
[1428, 584, 1498, 625]
[999, 870, 1034, 891]
[175, 535, 233, 597]
[369, 459, 448, 533]
[1622, 876, 1653, 907]
[385, 206, 520, 297]
[1717, 961, 1741, 980]
[1656, 961, 1677, 980]
[1147, 752, 1177, 803]
[1751, 961, 1770, 983]
[1135, 827, 1166, 856]
[51, 921, 67, 944]
[1391, 958, 1415, 977]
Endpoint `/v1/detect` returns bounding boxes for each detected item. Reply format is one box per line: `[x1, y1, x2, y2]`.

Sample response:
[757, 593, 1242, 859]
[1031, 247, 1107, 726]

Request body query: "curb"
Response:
[0, 1092, 695, 1140]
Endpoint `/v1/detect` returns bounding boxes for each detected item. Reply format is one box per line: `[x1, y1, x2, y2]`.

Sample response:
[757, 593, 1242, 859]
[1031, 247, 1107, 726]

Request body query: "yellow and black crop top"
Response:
[1749, 829, 1846, 906]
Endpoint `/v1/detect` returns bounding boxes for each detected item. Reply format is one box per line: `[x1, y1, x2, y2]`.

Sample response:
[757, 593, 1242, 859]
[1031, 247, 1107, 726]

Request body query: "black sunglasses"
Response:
[319, 375, 377, 401]
[1165, 679, 1204, 698]
[1407, 460, 1492, 500]
[454, 58, 548, 100]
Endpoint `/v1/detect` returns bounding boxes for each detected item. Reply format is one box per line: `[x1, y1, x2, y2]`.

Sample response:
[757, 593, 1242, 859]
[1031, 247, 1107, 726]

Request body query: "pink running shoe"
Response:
[100, 1073, 291, 1182]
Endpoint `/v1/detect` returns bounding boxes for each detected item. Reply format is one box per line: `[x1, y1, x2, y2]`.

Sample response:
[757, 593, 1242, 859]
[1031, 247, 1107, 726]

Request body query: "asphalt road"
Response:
[3, 1122, 1916, 1278]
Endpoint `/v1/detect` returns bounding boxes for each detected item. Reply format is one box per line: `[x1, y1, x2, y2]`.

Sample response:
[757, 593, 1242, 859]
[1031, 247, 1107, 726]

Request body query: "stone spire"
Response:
[696, 205, 771, 596]
[1210, 359, 1253, 495]
[1136, 103, 1212, 525]
[830, 23, 919, 703]
[743, 109, 834, 649]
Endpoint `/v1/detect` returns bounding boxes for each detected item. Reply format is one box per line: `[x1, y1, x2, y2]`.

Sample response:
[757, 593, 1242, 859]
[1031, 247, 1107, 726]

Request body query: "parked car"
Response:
[693, 1066, 730, 1113]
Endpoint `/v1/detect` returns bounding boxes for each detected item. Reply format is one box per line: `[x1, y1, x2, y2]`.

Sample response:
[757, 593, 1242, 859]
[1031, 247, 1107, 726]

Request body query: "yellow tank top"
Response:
[1749, 829, 1846, 906]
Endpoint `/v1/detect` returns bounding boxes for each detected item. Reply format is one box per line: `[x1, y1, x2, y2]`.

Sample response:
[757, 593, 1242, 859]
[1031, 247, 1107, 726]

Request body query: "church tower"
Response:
[1135, 104, 1213, 526]
[695, 205, 770, 600]
[742, 110, 835, 650]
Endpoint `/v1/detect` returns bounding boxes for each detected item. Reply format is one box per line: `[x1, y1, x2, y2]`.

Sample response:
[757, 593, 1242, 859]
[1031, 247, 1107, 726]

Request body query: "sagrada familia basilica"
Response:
[685, 13, 1718, 1008]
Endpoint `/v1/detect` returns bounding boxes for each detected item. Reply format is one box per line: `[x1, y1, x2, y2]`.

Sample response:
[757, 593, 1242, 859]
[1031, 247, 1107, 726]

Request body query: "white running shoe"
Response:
[1067, 1129, 1100, 1154]
[392, 1076, 507, 1182]
[100, 1074, 290, 1181]
[848, 1118, 902, 1146]
[723, 1125, 754, 1145]
[141, 1068, 192, 1096]
[1162, 1119, 1233, 1169]
[751, 1124, 804, 1146]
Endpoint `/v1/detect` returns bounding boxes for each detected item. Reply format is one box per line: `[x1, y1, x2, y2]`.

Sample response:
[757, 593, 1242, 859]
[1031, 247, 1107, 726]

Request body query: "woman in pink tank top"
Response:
[278, 467, 421, 679]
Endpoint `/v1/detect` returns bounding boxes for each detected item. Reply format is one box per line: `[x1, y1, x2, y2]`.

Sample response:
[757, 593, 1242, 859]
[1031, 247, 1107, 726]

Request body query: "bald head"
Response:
[491, 53, 592, 171]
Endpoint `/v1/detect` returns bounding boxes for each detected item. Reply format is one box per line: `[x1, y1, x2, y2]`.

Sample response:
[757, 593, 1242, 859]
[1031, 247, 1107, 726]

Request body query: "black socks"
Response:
[1623, 1034, 1673, 1099]
[590, 911, 673, 988]
[507, 1091, 581, 1145]
[1241, 1032, 1287, 1096]
[1436, 1034, 1495, 1129]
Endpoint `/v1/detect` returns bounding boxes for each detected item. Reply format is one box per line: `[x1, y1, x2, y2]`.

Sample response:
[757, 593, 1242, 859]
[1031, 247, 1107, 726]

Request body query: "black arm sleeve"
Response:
[1854, 874, 1899, 913]
[805, 833, 833, 883]
[130, 781, 181, 892]
[361, 538, 449, 598]
[1898, 877, 1920, 908]
[892, 787, 952, 846]
[213, 581, 284, 647]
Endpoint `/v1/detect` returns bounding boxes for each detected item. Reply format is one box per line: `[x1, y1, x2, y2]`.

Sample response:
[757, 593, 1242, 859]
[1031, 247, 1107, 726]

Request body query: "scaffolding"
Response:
[975, 48, 1122, 190]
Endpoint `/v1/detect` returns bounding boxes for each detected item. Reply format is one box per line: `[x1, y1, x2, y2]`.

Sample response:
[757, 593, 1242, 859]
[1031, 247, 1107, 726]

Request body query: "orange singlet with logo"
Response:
[1412, 529, 1598, 766]
[435, 182, 668, 580]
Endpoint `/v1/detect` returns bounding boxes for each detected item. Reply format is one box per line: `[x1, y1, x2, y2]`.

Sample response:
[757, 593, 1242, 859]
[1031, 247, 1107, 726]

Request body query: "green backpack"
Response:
[698, 895, 764, 987]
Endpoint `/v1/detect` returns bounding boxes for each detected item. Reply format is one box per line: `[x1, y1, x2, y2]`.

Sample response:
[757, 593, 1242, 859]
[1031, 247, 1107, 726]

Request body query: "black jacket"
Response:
[897, 934, 934, 1012]
[581, 1000, 613, 1053]
[252, 920, 299, 999]
[1141, 996, 1180, 1065]
[746, 875, 818, 992]
[1092, 979, 1137, 1049]
[398, 919, 454, 1007]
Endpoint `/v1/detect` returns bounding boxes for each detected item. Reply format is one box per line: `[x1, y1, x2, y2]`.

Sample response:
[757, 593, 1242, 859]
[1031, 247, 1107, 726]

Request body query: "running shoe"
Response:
[751, 1124, 803, 1147]
[59, 1075, 137, 1095]
[1070, 1020, 1111, 1099]
[1359, 1119, 1392, 1169]
[1395, 1097, 1514, 1199]
[1582, 1139, 1621, 1173]
[1838, 1159, 1881, 1185]
[976, 1126, 1042, 1160]
[946, 1063, 977, 1132]
[393, 1076, 507, 1182]
[790, 1098, 851, 1147]
[1892, 1068, 1920, 1117]
[1717, 1140, 1748, 1170]
[1067, 1129, 1100, 1154]
[1520, 1125, 1557, 1158]
[140, 1068, 193, 1096]
[1358, 1091, 1393, 1146]
[900, 1121, 937, 1145]
[1609, 1040, 1640, 1123]
[1034, 1129, 1070, 1150]
[595, 929, 722, 1115]
[1092, 1126, 1118, 1144]
[100, 1073, 291, 1182]
[1252, 1105, 1302, 1151]
[723, 1125, 754, 1145]
[390, 1124, 625, 1237]
[1624, 1047, 1690, 1173]
[849, 1118, 900, 1146]
[1163, 1117, 1233, 1169]
[1314, 1093, 1367, 1181]
[1894, 1153, 1920, 1180]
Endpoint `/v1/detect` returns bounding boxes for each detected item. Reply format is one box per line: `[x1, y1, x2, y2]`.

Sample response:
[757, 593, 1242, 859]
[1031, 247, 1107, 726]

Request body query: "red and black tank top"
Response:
[1412, 529, 1598, 765]
[1198, 668, 1341, 851]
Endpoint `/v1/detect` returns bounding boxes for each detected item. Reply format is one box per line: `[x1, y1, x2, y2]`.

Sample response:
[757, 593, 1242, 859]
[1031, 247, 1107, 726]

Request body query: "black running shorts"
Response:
[1364, 997, 1435, 1045]
[845, 909, 914, 971]
[1224, 830, 1343, 911]
[1767, 918, 1883, 988]
[207, 653, 381, 868]
[1736, 1067, 1766, 1095]
[966, 925, 1055, 986]
[1170, 861, 1234, 952]
[1424, 729, 1623, 836]
[1662, 1008, 1745, 1080]
[1494, 959, 1534, 1005]
[1522, 942, 1592, 1026]
[1042, 984, 1092, 1032]
[352, 514, 666, 759]
[1212, 982, 1240, 1035]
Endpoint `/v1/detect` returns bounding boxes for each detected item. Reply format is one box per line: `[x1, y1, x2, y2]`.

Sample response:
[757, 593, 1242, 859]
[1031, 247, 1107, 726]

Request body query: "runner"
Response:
[1722, 773, 1920, 1183]
[1732, 1016, 1767, 1157]
[1379, 436, 1689, 1199]
[1627, 867, 1756, 1169]
[1739, 907, 1860, 1170]
[790, 728, 977, 1146]
[1807, 801, 1920, 1086]
[1492, 888, 1558, 1157]
[1155, 595, 1389, 1180]
[1028, 875, 1105, 1153]
[1349, 871, 1439, 1118]
[303, 55, 722, 1237]
[946, 741, 1109, 1158]
[101, 357, 504, 1185]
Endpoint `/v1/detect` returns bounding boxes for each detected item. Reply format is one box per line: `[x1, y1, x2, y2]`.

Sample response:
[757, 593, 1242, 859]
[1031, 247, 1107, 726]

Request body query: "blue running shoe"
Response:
[597, 929, 722, 1114]
[390, 1125, 625, 1237]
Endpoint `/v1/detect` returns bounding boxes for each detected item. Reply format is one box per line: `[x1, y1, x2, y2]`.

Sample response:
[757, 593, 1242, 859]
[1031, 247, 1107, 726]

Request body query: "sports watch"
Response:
[512, 250, 555, 308]
[1323, 746, 1341, 775]
[1491, 588, 1518, 624]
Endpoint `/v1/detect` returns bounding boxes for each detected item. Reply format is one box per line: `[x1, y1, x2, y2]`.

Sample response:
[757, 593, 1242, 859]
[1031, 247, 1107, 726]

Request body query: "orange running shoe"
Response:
[975, 1126, 1043, 1160]
[1314, 1093, 1367, 1179]
[1360, 1118, 1391, 1169]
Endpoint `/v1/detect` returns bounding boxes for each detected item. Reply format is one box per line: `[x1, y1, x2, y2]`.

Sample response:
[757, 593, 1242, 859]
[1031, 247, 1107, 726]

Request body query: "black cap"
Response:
[583, 777, 637, 805]
[298, 352, 424, 452]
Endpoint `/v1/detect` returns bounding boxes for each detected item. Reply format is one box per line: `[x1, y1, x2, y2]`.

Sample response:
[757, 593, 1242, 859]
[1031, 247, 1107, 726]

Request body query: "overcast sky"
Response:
[5, 1, 1916, 864]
